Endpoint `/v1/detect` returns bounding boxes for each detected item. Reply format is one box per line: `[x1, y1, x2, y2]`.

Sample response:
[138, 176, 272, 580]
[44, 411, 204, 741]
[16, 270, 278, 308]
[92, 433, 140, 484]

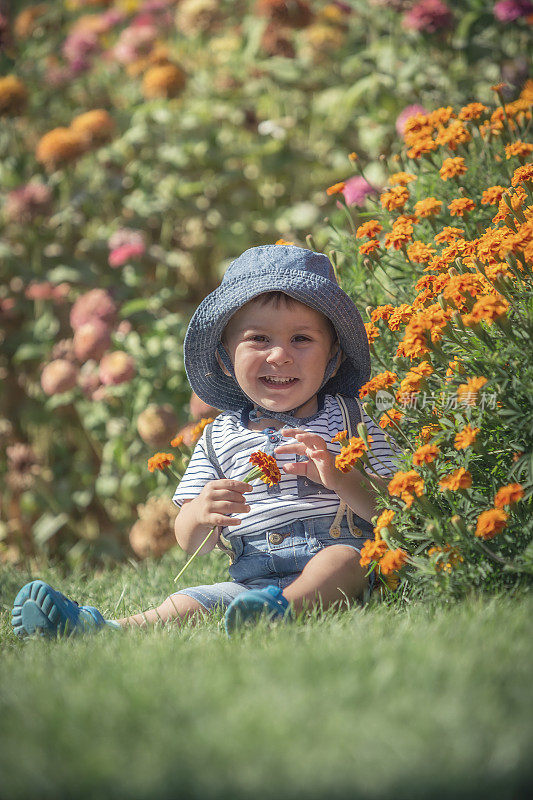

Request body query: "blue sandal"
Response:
[224, 585, 292, 636]
[11, 580, 112, 638]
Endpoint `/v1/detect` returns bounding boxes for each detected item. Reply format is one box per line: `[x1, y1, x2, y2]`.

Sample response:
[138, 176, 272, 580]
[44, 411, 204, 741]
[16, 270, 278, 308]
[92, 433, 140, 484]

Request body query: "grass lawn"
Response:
[0, 549, 532, 800]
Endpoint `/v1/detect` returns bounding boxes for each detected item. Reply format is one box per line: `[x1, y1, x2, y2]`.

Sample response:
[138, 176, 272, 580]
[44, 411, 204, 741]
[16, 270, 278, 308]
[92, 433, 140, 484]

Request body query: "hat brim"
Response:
[183, 266, 371, 411]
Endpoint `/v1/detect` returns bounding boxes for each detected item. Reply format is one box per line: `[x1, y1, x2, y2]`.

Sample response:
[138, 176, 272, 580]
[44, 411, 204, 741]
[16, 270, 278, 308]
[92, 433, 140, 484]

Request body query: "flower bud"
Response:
[73, 319, 111, 363]
[137, 404, 178, 448]
[99, 351, 135, 386]
[41, 359, 78, 396]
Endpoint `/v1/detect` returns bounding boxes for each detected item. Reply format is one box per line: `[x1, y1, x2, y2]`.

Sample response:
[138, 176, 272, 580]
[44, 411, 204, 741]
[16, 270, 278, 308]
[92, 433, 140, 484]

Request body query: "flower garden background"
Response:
[1, 0, 532, 600]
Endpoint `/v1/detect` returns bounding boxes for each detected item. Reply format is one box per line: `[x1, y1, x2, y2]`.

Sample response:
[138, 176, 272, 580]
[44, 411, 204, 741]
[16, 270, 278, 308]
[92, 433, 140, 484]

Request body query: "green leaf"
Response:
[12, 343, 46, 364]
[120, 297, 155, 317]
[46, 265, 83, 283]
[33, 512, 69, 545]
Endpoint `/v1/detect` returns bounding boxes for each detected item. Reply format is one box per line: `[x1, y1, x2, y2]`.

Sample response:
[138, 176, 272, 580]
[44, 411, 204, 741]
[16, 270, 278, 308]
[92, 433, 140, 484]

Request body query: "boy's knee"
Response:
[159, 593, 207, 622]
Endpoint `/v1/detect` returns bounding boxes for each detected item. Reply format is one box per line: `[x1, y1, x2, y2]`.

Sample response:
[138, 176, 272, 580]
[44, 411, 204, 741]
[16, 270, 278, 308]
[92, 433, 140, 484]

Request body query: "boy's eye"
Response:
[293, 335, 311, 342]
[247, 334, 268, 342]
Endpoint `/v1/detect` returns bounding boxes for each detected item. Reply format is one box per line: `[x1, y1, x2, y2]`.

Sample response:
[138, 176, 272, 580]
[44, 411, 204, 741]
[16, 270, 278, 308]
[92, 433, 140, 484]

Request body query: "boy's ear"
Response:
[216, 349, 232, 377]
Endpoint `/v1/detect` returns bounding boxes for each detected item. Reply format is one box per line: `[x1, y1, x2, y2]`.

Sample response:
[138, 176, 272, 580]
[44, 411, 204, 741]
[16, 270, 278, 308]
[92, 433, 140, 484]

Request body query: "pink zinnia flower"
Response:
[5, 182, 53, 224]
[340, 176, 377, 207]
[99, 351, 136, 386]
[108, 227, 145, 250]
[403, 0, 454, 33]
[494, 0, 533, 21]
[41, 360, 78, 396]
[396, 103, 428, 135]
[73, 319, 112, 363]
[70, 289, 117, 331]
[113, 25, 157, 64]
[62, 30, 100, 72]
[109, 242, 146, 268]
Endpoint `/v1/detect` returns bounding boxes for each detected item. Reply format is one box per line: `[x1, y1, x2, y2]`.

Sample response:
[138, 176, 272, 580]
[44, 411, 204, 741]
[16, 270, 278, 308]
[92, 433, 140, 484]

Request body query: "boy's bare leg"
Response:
[282, 546, 367, 615]
[115, 593, 209, 629]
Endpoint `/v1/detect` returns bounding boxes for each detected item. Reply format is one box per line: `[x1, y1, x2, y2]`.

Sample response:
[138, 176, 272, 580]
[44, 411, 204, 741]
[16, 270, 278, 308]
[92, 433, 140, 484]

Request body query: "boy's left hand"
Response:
[274, 428, 339, 491]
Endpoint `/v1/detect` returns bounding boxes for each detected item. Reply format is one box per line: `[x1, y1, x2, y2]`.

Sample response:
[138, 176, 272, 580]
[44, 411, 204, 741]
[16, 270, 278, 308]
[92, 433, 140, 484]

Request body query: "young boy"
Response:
[12, 245, 401, 638]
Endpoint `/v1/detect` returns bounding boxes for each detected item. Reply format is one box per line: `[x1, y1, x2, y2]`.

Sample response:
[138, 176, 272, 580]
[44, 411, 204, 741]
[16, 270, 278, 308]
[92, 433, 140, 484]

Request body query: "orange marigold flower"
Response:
[494, 483, 524, 509]
[454, 425, 480, 450]
[505, 141, 533, 160]
[429, 106, 455, 126]
[380, 186, 409, 211]
[148, 452, 175, 473]
[359, 538, 389, 567]
[456, 377, 488, 406]
[412, 443, 440, 465]
[448, 197, 475, 216]
[435, 121, 471, 150]
[170, 434, 185, 448]
[406, 136, 438, 159]
[326, 181, 346, 196]
[463, 294, 509, 327]
[370, 304, 396, 324]
[0, 74, 29, 116]
[475, 508, 508, 539]
[142, 64, 186, 99]
[439, 157, 467, 180]
[70, 109, 116, 148]
[356, 220, 383, 238]
[374, 509, 395, 535]
[379, 548, 408, 575]
[427, 544, 464, 572]
[275, 238, 295, 245]
[190, 417, 215, 442]
[348, 152, 358, 161]
[379, 408, 403, 429]
[458, 102, 488, 121]
[335, 436, 370, 473]
[359, 371, 398, 397]
[364, 321, 380, 344]
[414, 197, 442, 218]
[439, 467, 472, 491]
[359, 239, 380, 255]
[434, 226, 465, 244]
[36, 127, 86, 170]
[511, 164, 533, 187]
[388, 469, 424, 499]
[331, 430, 348, 444]
[420, 424, 440, 441]
[388, 303, 414, 331]
[389, 172, 417, 186]
[248, 450, 281, 487]
[481, 186, 507, 205]
[491, 82, 507, 92]
[407, 241, 436, 263]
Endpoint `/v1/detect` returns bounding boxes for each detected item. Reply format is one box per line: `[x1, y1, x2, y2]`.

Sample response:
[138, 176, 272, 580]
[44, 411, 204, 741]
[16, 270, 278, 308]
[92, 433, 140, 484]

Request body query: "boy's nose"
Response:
[266, 345, 292, 364]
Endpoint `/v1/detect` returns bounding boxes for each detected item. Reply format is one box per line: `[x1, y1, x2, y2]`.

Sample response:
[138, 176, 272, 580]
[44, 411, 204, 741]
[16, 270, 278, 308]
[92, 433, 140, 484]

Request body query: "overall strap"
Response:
[204, 421, 226, 479]
[328, 395, 366, 538]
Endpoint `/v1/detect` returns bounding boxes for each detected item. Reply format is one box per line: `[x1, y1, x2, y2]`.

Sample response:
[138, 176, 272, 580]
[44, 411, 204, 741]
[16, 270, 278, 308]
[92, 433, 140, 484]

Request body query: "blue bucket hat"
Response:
[183, 245, 370, 413]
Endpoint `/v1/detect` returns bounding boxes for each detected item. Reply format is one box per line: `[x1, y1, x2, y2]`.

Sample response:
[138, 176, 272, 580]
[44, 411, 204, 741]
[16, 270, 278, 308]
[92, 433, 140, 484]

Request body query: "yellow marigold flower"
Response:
[70, 109, 116, 148]
[456, 377, 487, 405]
[170, 435, 184, 448]
[481, 185, 507, 205]
[389, 172, 417, 186]
[36, 127, 86, 170]
[412, 443, 440, 465]
[448, 197, 475, 216]
[379, 548, 408, 575]
[0, 75, 29, 116]
[359, 371, 397, 397]
[148, 452, 175, 473]
[379, 408, 403, 429]
[494, 483, 524, 509]
[275, 239, 295, 245]
[370, 304, 395, 324]
[414, 197, 442, 218]
[434, 226, 465, 244]
[326, 181, 346, 196]
[356, 220, 383, 238]
[359, 537, 389, 567]
[407, 241, 436, 263]
[454, 425, 480, 450]
[190, 417, 215, 442]
[475, 508, 508, 539]
[439, 467, 472, 491]
[511, 164, 533, 187]
[364, 321, 380, 344]
[374, 509, 395, 536]
[359, 239, 381, 255]
[335, 436, 370, 473]
[141, 64, 187, 99]
[505, 141, 533, 160]
[439, 157, 467, 181]
[463, 294, 509, 327]
[380, 186, 409, 211]
[331, 430, 348, 445]
[248, 450, 281, 487]
[458, 102, 488, 121]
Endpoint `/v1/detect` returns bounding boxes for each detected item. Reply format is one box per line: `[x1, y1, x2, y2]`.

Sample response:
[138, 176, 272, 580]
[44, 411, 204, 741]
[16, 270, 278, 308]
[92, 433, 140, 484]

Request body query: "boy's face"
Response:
[221, 296, 338, 417]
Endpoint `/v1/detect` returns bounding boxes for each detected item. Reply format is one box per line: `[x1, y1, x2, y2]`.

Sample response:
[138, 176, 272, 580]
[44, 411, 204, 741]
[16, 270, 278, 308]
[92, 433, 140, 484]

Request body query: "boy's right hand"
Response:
[195, 480, 253, 528]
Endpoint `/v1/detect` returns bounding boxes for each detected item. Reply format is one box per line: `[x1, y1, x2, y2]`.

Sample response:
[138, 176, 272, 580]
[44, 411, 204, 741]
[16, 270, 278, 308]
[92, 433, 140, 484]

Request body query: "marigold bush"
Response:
[327, 81, 533, 598]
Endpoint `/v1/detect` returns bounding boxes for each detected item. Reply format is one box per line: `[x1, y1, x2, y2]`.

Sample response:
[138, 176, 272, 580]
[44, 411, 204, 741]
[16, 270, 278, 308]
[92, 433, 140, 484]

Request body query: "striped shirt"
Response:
[172, 394, 402, 538]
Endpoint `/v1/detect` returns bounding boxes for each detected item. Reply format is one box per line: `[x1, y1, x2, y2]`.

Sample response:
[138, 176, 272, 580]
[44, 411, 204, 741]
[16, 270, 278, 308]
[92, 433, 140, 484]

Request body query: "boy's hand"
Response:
[195, 479, 253, 528]
[274, 429, 340, 491]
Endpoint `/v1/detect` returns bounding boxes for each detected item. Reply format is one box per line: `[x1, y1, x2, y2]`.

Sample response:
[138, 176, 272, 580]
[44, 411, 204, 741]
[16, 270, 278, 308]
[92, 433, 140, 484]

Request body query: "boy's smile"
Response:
[221, 296, 338, 418]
